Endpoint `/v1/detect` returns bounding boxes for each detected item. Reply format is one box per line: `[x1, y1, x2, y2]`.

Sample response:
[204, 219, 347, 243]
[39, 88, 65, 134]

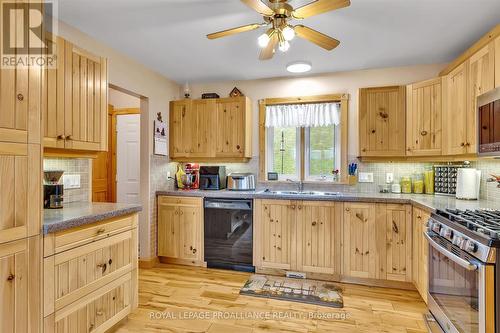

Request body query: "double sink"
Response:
[261, 190, 342, 196]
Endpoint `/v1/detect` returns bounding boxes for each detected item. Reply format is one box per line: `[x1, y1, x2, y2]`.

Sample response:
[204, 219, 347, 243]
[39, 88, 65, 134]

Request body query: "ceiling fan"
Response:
[207, 0, 350, 60]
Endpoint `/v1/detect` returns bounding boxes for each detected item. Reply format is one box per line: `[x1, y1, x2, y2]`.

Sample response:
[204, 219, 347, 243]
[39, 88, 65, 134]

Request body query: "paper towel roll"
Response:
[456, 168, 481, 200]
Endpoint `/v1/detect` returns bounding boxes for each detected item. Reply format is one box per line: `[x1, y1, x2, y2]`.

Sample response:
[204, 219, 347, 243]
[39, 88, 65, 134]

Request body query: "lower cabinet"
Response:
[157, 196, 203, 265]
[0, 236, 41, 333]
[412, 207, 431, 303]
[43, 214, 138, 333]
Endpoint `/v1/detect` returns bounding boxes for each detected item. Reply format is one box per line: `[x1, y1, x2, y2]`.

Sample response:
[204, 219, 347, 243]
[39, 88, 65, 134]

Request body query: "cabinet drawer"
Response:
[158, 196, 202, 207]
[44, 230, 135, 315]
[44, 214, 137, 256]
[46, 272, 132, 333]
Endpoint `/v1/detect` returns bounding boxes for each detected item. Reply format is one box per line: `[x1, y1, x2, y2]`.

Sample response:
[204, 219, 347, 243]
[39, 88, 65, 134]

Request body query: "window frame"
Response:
[266, 126, 301, 181]
[259, 94, 349, 183]
[304, 125, 341, 181]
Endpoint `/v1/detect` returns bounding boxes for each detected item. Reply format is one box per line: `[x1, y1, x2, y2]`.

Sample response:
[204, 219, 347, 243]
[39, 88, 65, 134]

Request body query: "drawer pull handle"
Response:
[97, 263, 107, 273]
[7, 274, 15, 281]
[355, 213, 365, 221]
[96, 228, 106, 235]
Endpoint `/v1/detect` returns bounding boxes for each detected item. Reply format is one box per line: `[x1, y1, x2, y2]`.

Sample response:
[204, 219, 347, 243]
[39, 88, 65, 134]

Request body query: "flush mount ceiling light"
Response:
[207, 0, 349, 60]
[286, 61, 312, 73]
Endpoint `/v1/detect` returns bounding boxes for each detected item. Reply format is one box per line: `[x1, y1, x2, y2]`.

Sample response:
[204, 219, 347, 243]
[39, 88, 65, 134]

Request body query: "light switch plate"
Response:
[386, 173, 394, 183]
[358, 172, 374, 183]
[63, 174, 81, 189]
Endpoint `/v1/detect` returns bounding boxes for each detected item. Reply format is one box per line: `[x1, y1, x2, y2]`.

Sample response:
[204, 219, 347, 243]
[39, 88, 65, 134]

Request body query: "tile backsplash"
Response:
[43, 158, 91, 204]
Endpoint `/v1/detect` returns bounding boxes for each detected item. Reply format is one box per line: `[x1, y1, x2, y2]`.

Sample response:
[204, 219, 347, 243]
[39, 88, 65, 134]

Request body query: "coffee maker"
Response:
[200, 166, 226, 190]
[44, 171, 64, 209]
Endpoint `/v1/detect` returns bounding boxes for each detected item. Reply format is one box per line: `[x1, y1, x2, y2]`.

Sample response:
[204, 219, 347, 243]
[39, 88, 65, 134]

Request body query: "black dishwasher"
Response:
[204, 198, 254, 272]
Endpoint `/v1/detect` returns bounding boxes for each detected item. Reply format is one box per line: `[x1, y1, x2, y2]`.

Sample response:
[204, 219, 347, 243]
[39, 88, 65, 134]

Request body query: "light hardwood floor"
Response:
[114, 265, 428, 333]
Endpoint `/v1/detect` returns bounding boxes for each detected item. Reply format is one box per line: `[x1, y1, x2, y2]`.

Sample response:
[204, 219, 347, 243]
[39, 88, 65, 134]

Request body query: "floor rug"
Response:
[240, 275, 343, 308]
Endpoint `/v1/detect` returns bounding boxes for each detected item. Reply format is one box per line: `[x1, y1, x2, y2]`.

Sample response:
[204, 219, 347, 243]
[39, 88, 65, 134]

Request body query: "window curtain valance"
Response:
[265, 102, 341, 128]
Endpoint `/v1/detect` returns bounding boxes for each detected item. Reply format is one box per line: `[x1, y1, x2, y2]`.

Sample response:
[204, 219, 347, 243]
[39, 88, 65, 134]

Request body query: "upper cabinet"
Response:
[170, 96, 252, 161]
[42, 35, 108, 152]
[359, 86, 406, 157]
[406, 78, 443, 156]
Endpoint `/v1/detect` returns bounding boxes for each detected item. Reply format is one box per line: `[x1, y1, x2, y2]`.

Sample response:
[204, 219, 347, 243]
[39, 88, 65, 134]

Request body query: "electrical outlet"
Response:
[358, 172, 374, 183]
[386, 173, 394, 183]
[167, 171, 171, 178]
[63, 174, 81, 189]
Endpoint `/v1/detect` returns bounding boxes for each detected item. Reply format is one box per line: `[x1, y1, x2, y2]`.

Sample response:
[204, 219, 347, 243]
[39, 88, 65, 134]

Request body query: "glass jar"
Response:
[424, 168, 435, 194]
[413, 173, 424, 194]
[401, 176, 412, 194]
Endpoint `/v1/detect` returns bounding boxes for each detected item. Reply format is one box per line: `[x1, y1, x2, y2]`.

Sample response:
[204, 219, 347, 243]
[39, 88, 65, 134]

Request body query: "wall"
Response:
[187, 64, 445, 158]
[44, 158, 91, 204]
[57, 20, 180, 259]
[109, 88, 141, 109]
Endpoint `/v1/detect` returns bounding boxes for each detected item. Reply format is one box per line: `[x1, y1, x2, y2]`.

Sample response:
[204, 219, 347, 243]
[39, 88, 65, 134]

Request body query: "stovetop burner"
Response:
[437, 209, 500, 240]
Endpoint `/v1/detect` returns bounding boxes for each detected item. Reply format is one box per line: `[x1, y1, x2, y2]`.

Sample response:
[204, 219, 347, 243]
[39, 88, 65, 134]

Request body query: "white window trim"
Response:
[266, 126, 301, 181]
[304, 125, 341, 182]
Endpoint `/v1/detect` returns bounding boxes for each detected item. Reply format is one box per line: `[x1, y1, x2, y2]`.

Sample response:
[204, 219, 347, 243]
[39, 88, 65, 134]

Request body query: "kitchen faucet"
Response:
[286, 179, 304, 192]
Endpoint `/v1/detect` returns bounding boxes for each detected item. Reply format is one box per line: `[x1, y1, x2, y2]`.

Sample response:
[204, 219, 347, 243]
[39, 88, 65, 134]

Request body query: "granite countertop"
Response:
[156, 189, 500, 212]
[43, 202, 142, 234]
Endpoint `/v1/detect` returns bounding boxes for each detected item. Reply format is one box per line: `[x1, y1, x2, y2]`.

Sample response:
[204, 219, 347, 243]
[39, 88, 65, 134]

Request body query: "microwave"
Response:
[478, 87, 500, 156]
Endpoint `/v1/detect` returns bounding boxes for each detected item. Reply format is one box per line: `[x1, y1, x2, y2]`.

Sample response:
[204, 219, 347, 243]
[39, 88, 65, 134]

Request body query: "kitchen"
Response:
[1, 1, 500, 333]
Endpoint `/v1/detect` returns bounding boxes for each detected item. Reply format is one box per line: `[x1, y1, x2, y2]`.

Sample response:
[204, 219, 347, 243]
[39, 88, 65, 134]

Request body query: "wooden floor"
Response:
[114, 265, 428, 333]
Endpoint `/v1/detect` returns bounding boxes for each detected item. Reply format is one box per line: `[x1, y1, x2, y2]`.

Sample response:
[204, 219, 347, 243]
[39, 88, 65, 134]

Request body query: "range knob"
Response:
[440, 227, 453, 240]
[452, 236, 463, 247]
[431, 222, 442, 233]
[462, 240, 478, 253]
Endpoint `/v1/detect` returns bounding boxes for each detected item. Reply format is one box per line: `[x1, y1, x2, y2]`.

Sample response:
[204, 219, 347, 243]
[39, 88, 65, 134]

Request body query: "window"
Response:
[261, 95, 348, 183]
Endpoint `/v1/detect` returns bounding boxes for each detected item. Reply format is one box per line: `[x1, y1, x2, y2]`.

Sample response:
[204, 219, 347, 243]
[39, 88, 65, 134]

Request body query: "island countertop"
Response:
[43, 202, 142, 234]
[156, 189, 500, 213]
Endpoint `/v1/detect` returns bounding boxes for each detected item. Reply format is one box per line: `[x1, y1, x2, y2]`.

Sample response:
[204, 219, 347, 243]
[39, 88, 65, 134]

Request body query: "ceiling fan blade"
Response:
[259, 33, 278, 60]
[240, 0, 275, 16]
[207, 24, 263, 39]
[294, 25, 340, 51]
[293, 0, 350, 19]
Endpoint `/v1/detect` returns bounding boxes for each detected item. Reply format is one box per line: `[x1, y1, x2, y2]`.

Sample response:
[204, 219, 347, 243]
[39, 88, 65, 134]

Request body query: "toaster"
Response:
[227, 173, 256, 191]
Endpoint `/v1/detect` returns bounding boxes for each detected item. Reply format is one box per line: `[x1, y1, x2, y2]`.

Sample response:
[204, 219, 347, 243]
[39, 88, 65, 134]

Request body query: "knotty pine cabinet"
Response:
[169, 97, 252, 161]
[157, 196, 203, 265]
[412, 207, 430, 304]
[43, 213, 138, 333]
[42, 35, 108, 152]
[359, 86, 406, 157]
[496, 36, 500, 88]
[0, 236, 41, 333]
[254, 199, 342, 277]
[406, 78, 443, 156]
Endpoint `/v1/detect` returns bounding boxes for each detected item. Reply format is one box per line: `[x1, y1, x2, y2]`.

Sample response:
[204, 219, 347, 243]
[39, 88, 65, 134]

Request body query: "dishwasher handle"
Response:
[204, 199, 253, 210]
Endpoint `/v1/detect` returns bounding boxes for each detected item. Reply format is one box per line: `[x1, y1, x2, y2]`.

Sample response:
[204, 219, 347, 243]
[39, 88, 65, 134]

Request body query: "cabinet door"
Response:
[169, 100, 190, 158]
[412, 207, 429, 303]
[0, 7, 42, 145]
[343, 203, 380, 279]
[190, 99, 215, 157]
[406, 78, 443, 156]
[297, 201, 341, 275]
[216, 98, 246, 158]
[496, 36, 500, 89]
[0, 143, 41, 244]
[0, 236, 40, 333]
[179, 206, 202, 261]
[64, 41, 108, 151]
[254, 199, 296, 270]
[381, 204, 412, 282]
[359, 86, 406, 156]
[157, 203, 180, 258]
[468, 44, 495, 153]
[42, 35, 65, 148]
[443, 61, 469, 155]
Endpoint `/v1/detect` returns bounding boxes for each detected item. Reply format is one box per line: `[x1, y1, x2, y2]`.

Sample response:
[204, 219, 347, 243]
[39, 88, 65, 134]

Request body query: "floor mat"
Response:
[240, 274, 343, 308]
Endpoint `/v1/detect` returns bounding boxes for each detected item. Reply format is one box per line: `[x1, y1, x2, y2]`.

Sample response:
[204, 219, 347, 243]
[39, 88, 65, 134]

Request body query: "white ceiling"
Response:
[57, 0, 500, 83]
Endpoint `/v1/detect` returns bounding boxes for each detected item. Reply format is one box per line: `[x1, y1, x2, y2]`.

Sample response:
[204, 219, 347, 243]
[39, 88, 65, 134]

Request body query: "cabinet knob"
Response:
[192, 248, 197, 254]
[66, 135, 73, 140]
[57, 134, 66, 140]
[236, 145, 241, 150]
[96, 228, 106, 235]
[345, 208, 350, 211]
[290, 205, 295, 210]
[312, 221, 317, 226]
[420, 130, 428, 136]
[461, 142, 466, 147]
[7, 274, 15, 281]
[17, 93, 24, 101]
[96, 311, 104, 316]
[97, 263, 107, 273]
[371, 130, 376, 134]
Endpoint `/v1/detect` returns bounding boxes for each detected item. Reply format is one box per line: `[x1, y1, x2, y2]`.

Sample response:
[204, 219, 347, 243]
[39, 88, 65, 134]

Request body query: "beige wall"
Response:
[188, 64, 445, 157]
[109, 88, 141, 109]
[57, 20, 180, 259]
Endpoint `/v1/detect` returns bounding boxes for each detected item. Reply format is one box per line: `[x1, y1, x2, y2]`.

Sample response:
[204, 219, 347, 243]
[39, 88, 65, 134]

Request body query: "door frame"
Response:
[110, 107, 141, 202]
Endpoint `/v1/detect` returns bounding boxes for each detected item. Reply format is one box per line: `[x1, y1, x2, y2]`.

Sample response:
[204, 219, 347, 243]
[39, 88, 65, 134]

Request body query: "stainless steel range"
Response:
[426, 209, 500, 333]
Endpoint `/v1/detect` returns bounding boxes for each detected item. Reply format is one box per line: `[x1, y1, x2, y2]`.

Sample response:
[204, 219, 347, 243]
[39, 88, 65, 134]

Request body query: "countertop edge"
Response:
[43, 205, 143, 234]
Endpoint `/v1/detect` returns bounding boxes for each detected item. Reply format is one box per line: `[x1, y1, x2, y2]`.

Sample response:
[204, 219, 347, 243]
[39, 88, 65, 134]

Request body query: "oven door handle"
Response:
[424, 232, 478, 271]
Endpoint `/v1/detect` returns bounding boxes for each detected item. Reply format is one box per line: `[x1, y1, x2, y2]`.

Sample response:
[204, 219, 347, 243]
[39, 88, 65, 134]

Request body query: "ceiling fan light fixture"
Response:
[258, 32, 271, 48]
[286, 61, 312, 73]
[282, 25, 295, 41]
[279, 40, 290, 52]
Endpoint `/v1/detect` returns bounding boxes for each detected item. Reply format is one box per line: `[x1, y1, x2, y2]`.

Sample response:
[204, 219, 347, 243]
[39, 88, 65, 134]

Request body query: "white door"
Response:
[117, 114, 141, 204]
